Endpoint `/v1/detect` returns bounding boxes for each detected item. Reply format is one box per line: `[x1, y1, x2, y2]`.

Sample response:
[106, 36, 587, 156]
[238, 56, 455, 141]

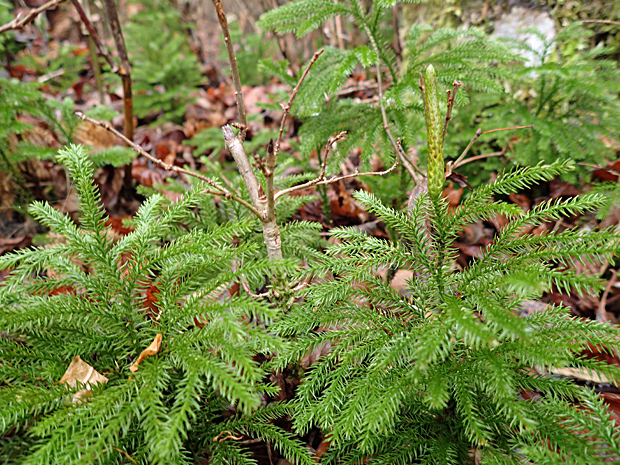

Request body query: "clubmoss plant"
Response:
[268, 66, 620, 464]
[0, 145, 311, 465]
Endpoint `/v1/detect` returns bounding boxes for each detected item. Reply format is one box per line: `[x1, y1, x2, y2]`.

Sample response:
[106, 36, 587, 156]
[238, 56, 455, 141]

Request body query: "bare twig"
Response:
[0, 0, 66, 33]
[264, 49, 323, 225]
[212, 0, 247, 141]
[452, 128, 481, 170]
[583, 19, 620, 26]
[442, 80, 462, 143]
[75, 113, 262, 217]
[480, 125, 534, 136]
[452, 125, 533, 168]
[275, 153, 399, 200]
[70, 0, 117, 72]
[111, 447, 138, 465]
[102, 0, 132, 141]
[240, 278, 269, 299]
[454, 148, 506, 169]
[102, 0, 134, 193]
[597, 269, 617, 322]
[270, 49, 324, 174]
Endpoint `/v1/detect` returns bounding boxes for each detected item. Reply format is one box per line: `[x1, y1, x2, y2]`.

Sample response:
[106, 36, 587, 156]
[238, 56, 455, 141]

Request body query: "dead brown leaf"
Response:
[59, 355, 108, 403]
[130, 333, 163, 372]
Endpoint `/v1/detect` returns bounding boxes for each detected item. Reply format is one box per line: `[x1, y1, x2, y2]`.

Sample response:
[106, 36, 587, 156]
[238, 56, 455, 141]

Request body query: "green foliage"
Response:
[125, 0, 204, 123]
[259, 39, 620, 459]
[18, 44, 88, 94]
[482, 24, 620, 184]
[0, 145, 310, 465]
[258, 1, 620, 198]
[258, 0, 519, 203]
[220, 20, 279, 87]
[0, 78, 135, 205]
[0, 0, 22, 56]
[274, 159, 620, 463]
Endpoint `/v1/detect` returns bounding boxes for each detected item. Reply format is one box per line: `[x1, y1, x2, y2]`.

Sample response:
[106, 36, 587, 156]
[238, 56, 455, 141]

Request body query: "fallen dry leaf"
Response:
[549, 366, 612, 385]
[130, 333, 163, 372]
[59, 356, 108, 403]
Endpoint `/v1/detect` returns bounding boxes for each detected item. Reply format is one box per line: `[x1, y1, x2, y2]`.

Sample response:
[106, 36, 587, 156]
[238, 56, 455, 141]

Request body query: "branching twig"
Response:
[442, 80, 462, 144]
[240, 277, 269, 299]
[212, 0, 247, 141]
[452, 125, 534, 168]
[265, 49, 324, 222]
[75, 113, 262, 217]
[222, 125, 265, 214]
[213, 430, 243, 443]
[0, 0, 66, 33]
[454, 148, 506, 169]
[275, 145, 399, 201]
[269, 49, 324, 175]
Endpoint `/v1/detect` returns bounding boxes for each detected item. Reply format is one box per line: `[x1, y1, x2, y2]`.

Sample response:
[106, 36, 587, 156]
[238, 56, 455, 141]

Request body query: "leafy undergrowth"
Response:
[1, 0, 620, 464]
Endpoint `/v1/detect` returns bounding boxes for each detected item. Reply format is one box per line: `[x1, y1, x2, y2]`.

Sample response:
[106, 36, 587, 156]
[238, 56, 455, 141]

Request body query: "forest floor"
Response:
[1, 1, 620, 461]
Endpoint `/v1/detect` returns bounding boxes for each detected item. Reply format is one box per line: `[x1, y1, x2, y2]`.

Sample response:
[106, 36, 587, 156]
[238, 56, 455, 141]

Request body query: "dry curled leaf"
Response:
[130, 333, 162, 372]
[59, 356, 108, 403]
[213, 430, 243, 443]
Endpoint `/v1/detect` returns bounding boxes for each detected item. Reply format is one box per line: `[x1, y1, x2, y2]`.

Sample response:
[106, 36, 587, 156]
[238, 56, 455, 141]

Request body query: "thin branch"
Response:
[101, 0, 132, 140]
[452, 128, 482, 170]
[442, 80, 462, 144]
[583, 19, 620, 26]
[397, 137, 424, 180]
[597, 269, 617, 322]
[212, 0, 247, 141]
[264, 49, 323, 223]
[69, 0, 117, 72]
[480, 125, 534, 136]
[363, 22, 422, 184]
[213, 430, 243, 443]
[75, 113, 262, 217]
[319, 131, 347, 179]
[269, 49, 324, 175]
[111, 447, 138, 465]
[454, 148, 506, 169]
[275, 154, 399, 200]
[452, 125, 533, 168]
[265, 49, 324, 172]
[274, 131, 345, 200]
[240, 277, 269, 299]
[0, 0, 66, 33]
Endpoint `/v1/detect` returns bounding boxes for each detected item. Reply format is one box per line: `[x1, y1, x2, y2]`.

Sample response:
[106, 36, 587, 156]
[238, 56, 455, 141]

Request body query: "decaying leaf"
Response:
[59, 356, 108, 403]
[550, 366, 612, 385]
[130, 333, 163, 372]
